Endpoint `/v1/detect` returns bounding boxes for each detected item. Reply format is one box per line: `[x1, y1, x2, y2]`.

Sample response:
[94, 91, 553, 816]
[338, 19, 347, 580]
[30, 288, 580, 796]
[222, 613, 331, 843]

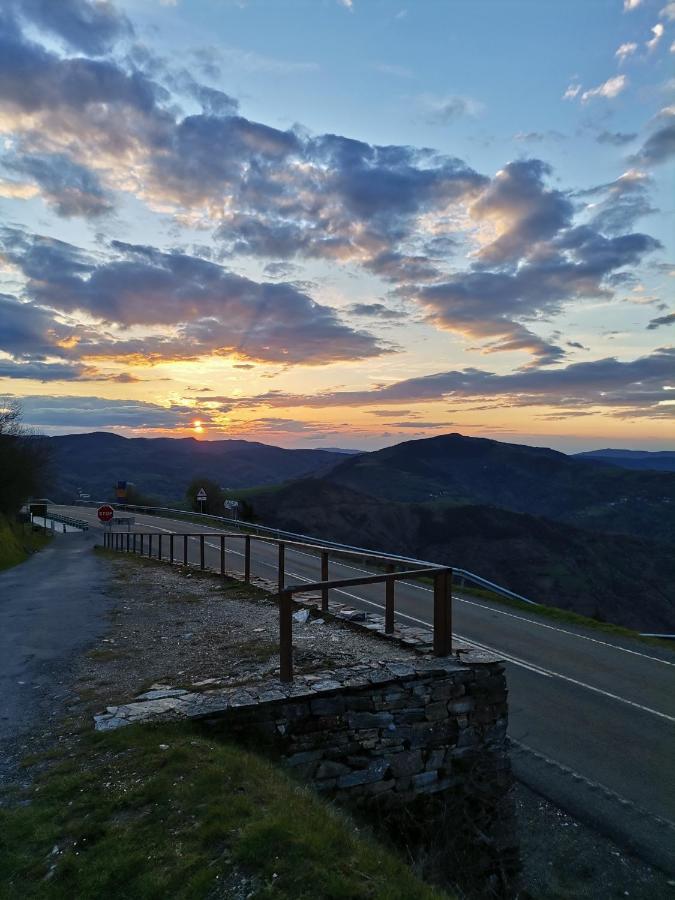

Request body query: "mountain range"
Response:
[43, 432, 344, 502]
[40, 430, 674, 630]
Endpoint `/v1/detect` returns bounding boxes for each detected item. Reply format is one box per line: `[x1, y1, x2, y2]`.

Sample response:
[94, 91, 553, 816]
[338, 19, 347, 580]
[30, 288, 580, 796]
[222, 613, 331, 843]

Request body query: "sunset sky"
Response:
[0, 0, 673, 451]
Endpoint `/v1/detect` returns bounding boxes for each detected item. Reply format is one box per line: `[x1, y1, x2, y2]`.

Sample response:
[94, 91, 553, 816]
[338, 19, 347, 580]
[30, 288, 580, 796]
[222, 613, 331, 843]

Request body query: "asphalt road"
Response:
[0, 529, 113, 781]
[52, 505, 675, 873]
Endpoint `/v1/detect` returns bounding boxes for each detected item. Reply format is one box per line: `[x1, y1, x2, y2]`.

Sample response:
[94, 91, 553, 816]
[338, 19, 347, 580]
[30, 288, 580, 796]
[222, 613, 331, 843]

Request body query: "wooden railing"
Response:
[102, 529, 453, 681]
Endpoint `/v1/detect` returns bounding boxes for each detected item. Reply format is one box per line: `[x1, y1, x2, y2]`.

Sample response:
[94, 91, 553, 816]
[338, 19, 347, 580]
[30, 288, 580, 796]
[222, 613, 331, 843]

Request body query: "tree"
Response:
[185, 477, 225, 515]
[0, 398, 51, 515]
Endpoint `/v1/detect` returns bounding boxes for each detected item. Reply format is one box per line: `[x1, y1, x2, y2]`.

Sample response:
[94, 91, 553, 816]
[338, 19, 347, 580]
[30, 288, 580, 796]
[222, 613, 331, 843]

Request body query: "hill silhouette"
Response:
[44, 432, 345, 502]
[326, 433, 675, 541]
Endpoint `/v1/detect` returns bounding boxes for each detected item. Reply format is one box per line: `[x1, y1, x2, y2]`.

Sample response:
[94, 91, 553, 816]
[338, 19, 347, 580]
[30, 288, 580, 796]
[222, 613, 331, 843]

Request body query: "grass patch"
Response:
[454, 584, 674, 649]
[0, 722, 446, 900]
[0, 515, 51, 572]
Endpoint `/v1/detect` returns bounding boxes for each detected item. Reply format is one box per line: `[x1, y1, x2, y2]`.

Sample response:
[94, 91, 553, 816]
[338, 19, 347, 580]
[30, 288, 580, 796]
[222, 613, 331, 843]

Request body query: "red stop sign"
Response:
[98, 504, 114, 523]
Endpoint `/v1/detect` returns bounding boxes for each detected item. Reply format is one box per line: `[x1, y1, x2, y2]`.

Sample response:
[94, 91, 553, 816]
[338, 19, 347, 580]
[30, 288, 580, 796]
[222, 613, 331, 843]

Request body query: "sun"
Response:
[192, 419, 204, 434]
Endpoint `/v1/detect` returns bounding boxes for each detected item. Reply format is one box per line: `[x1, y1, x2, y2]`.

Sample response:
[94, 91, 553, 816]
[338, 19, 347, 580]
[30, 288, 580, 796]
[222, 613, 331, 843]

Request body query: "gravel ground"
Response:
[5, 549, 675, 898]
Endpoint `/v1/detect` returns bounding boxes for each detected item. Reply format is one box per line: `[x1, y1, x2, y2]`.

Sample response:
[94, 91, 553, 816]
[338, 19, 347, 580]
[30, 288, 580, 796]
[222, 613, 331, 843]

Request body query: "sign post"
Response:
[196, 487, 207, 514]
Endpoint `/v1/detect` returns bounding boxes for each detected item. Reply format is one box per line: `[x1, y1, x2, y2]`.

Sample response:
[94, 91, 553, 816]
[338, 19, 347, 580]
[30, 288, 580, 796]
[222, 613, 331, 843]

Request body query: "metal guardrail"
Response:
[74, 499, 537, 606]
[103, 528, 454, 681]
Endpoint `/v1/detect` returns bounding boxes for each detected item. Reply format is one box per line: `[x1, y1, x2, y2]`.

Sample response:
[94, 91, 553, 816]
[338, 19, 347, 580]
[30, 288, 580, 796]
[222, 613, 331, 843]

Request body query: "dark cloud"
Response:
[470, 160, 574, 265]
[578, 171, 655, 234]
[3, 152, 114, 217]
[8, 0, 132, 55]
[0, 229, 388, 366]
[595, 130, 637, 146]
[0, 359, 88, 381]
[647, 312, 675, 329]
[630, 108, 675, 167]
[347, 303, 407, 320]
[205, 347, 674, 420]
[17, 395, 204, 429]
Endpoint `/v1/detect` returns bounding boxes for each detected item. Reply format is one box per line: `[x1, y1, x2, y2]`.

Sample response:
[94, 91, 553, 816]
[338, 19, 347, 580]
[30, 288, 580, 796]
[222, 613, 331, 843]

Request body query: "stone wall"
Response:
[197, 656, 517, 887]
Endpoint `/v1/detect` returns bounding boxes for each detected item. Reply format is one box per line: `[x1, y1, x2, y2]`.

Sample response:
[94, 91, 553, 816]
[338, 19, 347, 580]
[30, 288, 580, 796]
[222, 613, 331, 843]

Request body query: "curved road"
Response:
[51, 504, 675, 873]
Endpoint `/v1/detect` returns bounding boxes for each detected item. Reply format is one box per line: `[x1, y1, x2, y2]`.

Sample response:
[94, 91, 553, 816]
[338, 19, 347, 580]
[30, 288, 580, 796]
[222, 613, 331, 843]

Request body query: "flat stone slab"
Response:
[93, 656, 475, 732]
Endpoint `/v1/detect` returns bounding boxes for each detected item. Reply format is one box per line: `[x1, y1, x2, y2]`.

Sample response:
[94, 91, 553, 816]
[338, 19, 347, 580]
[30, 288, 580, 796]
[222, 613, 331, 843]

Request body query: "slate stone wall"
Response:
[202, 656, 518, 886]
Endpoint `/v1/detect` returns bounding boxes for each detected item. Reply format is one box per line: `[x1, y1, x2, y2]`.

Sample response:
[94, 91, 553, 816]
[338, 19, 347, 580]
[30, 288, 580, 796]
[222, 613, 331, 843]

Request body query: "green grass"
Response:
[0, 515, 51, 572]
[0, 723, 447, 900]
[454, 583, 675, 649]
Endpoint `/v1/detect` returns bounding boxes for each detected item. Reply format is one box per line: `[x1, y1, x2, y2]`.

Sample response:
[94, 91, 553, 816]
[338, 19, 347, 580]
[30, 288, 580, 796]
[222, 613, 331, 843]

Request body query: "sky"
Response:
[0, 0, 673, 452]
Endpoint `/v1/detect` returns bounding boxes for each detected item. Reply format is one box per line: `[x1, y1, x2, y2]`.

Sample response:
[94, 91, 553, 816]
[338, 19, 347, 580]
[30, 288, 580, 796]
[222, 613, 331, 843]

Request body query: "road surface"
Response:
[0, 529, 113, 781]
[51, 504, 675, 873]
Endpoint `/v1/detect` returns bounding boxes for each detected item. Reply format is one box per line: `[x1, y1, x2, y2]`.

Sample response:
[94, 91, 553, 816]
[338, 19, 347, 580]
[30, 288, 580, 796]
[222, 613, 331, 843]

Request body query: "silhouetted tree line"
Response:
[0, 398, 51, 515]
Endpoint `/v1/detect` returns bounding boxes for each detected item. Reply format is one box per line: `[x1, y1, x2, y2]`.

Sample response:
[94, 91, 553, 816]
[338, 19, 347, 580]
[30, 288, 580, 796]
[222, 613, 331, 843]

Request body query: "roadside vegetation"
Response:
[0, 398, 52, 570]
[0, 722, 446, 900]
[0, 514, 51, 571]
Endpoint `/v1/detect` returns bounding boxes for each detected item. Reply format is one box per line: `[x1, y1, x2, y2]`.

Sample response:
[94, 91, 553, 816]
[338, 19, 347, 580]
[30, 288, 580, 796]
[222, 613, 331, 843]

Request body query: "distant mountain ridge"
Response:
[43, 432, 346, 502]
[247, 478, 675, 631]
[325, 432, 675, 541]
[573, 449, 675, 472]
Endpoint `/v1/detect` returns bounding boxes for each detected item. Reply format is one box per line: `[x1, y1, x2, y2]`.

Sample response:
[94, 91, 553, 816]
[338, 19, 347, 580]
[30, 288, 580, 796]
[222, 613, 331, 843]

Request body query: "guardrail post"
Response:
[244, 535, 251, 583]
[279, 588, 293, 682]
[433, 570, 453, 656]
[385, 564, 395, 634]
[278, 542, 285, 594]
[148, 534, 153, 558]
[126, 533, 130, 552]
[321, 551, 329, 612]
[141, 533, 144, 555]
[158, 534, 162, 560]
[183, 534, 188, 566]
[220, 535, 225, 575]
[200, 534, 205, 570]
[169, 534, 174, 565]
[133, 533, 137, 554]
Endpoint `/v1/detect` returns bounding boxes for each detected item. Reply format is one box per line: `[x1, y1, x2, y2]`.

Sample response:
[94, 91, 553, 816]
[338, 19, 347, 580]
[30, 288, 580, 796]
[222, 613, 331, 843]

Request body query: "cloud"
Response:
[646, 23, 665, 51]
[469, 159, 573, 265]
[630, 107, 675, 165]
[419, 94, 484, 124]
[17, 395, 204, 429]
[647, 311, 675, 328]
[347, 303, 407, 319]
[579, 169, 655, 233]
[6, 0, 132, 54]
[0, 228, 388, 366]
[563, 83, 581, 100]
[206, 347, 675, 420]
[662, 2, 675, 20]
[624, 0, 643, 10]
[615, 42, 638, 61]
[581, 75, 628, 102]
[3, 152, 114, 218]
[513, 130, 566, 143]
[595, 130, 637, 146]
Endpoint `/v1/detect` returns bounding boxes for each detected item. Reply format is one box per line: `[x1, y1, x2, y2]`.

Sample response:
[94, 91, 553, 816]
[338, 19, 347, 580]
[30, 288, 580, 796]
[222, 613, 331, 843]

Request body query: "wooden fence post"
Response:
[433, 570, 453, 656]
[220, 534, 225, 575]
[385, 564, 395, 634]
[278, 542, 285, 594]
[279, 589, 293, 682]
[321, 550, 329, 612]
[183, 534, 188, 566]
[169, 534, 174, 565]
[200, 534, 205, 570]
[244, 535, 251, 583]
